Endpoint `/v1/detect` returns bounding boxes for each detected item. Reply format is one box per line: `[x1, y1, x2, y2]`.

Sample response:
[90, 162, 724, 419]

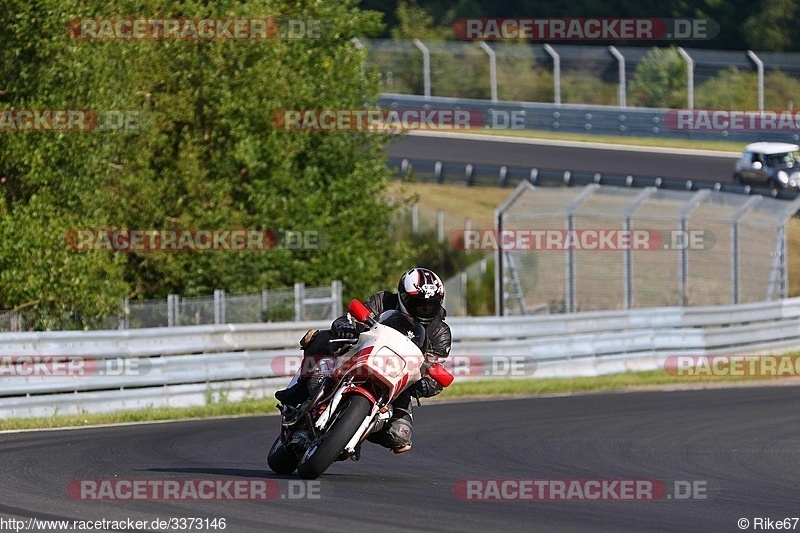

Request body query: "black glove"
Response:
[412, 375, 443, 398]
[331, 315, 358, 340]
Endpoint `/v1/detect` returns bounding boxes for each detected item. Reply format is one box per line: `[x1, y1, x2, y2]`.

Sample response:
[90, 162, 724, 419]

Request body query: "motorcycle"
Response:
[267, 299, 454, 479]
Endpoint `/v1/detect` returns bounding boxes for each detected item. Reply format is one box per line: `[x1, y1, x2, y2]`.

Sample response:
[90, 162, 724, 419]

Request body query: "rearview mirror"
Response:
[347, 299, 372, 323]
[752, 161, 763, 170]
[428, 363, 454, 387]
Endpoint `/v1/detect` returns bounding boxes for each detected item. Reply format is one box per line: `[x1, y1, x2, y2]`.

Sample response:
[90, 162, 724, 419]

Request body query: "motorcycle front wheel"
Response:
[297, 394, 371, 480]
[267, 435, 300, 475]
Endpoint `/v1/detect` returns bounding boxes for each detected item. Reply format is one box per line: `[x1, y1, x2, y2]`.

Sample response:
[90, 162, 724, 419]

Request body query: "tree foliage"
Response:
[0, 0, 415, 328]
[629, 48, 688, 109]
[743, 0, 797, 52]
[363, 0, 800, 52]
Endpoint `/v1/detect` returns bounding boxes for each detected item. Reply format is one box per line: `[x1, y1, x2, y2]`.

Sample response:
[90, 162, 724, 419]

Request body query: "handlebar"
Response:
[328, 338, 359, 344]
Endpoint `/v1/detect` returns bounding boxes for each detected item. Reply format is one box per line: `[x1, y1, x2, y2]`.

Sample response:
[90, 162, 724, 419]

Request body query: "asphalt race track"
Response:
[1, 386, 799, 532]
[386, 134, 738, 182]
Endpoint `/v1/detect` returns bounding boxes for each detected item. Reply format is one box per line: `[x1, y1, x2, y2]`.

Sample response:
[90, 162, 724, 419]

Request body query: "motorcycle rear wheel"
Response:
[297, 394, 371, 479]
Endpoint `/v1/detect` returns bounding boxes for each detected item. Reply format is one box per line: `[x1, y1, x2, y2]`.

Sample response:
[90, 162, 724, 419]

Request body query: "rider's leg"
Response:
[366, 388, 413, 453]
[275, 329, 334, 406]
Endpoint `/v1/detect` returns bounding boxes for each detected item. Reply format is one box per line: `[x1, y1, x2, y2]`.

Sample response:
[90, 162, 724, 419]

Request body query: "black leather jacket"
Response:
[360, 290, 452, 360]
[322, 290, 452, 398]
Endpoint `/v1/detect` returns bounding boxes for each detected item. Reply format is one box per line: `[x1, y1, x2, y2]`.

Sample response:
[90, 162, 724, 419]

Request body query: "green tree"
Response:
[390, 0, 448, 40]
[742, 0, 797, 52]
[629, 48, 688, 109]
[0, 0, 415, 328]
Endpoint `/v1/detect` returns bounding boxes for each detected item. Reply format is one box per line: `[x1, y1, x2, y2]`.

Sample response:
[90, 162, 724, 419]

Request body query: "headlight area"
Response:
[777, 170, 789, 185]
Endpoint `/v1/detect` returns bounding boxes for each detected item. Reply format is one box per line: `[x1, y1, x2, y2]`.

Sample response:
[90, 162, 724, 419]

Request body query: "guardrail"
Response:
[379, 94, 800, 143]
[3, 298, 800, 418]
[387, 156, 800, 201]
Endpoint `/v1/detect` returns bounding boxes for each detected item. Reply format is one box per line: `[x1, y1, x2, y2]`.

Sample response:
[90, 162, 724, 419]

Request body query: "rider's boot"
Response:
[275, 377, 310, 406]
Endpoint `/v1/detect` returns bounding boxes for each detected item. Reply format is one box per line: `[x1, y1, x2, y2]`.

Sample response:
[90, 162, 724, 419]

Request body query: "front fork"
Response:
[342, 402, 394, 454]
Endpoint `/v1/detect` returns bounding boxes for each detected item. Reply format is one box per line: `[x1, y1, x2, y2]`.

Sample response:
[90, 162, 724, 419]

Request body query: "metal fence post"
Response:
[543, 44, 561, 105]
[494, 182, 535, 316]
[437, 210, 445, 243]
[411, 203, 419, 235]
[731, 196, 761, 304]
[623, 188, 655, 308]
[782, 224, 789, 299]
[678, 190, 709, 306]
[119, 298, 130, 330]
[331, 280, 342, 319]
[732, 220, 739, 304]
[460, 271, 468, 316]
[412, 39, 431, 99]
[564, 185, 599, 312]
[166, 295, 175, 327]
[294, 283, 305, 321]
[677, 47, 694, 110]
[770, 196, 800, 300]
[767, 226, 785, 301]
[747, 50, 764, 111]
[479, 41, 498, 103]
[213, 290, 225, 324]
[608, 46, 626, 108]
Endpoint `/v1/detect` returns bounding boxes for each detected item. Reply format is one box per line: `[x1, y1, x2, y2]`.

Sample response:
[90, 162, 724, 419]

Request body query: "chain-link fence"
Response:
[496, 183, 800, 315]
[389, 201, 476, 242]
[366, 39, 800, 110]
[443, 256, 494, 317]
[0, 282, 342, 332]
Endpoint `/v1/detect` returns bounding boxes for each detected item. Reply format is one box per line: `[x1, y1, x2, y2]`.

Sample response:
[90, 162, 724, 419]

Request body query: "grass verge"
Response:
[437, 370, 795, 398]
[0, 398, 281, 432]
[3, 370, 798, 432]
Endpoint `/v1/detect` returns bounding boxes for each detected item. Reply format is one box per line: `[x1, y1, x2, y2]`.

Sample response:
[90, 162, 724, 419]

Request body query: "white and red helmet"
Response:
[398, 268, 444, 324]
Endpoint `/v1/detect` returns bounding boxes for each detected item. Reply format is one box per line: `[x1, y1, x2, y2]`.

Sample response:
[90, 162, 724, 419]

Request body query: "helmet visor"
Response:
[405, 297, 441, 321]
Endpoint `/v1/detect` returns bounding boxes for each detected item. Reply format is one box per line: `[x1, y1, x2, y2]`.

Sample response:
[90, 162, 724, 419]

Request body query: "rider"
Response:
[275, 267, 451, 454]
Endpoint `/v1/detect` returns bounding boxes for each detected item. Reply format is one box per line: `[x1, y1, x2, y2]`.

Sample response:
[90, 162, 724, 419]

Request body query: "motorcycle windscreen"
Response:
[377, 310, 427, 352]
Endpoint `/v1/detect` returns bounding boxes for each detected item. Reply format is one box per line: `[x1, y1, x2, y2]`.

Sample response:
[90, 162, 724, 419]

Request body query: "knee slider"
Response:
[387, 418, 412, 447]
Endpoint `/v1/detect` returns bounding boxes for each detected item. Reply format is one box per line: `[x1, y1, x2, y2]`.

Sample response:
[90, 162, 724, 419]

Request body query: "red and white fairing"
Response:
[310, 299, 451, 455]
